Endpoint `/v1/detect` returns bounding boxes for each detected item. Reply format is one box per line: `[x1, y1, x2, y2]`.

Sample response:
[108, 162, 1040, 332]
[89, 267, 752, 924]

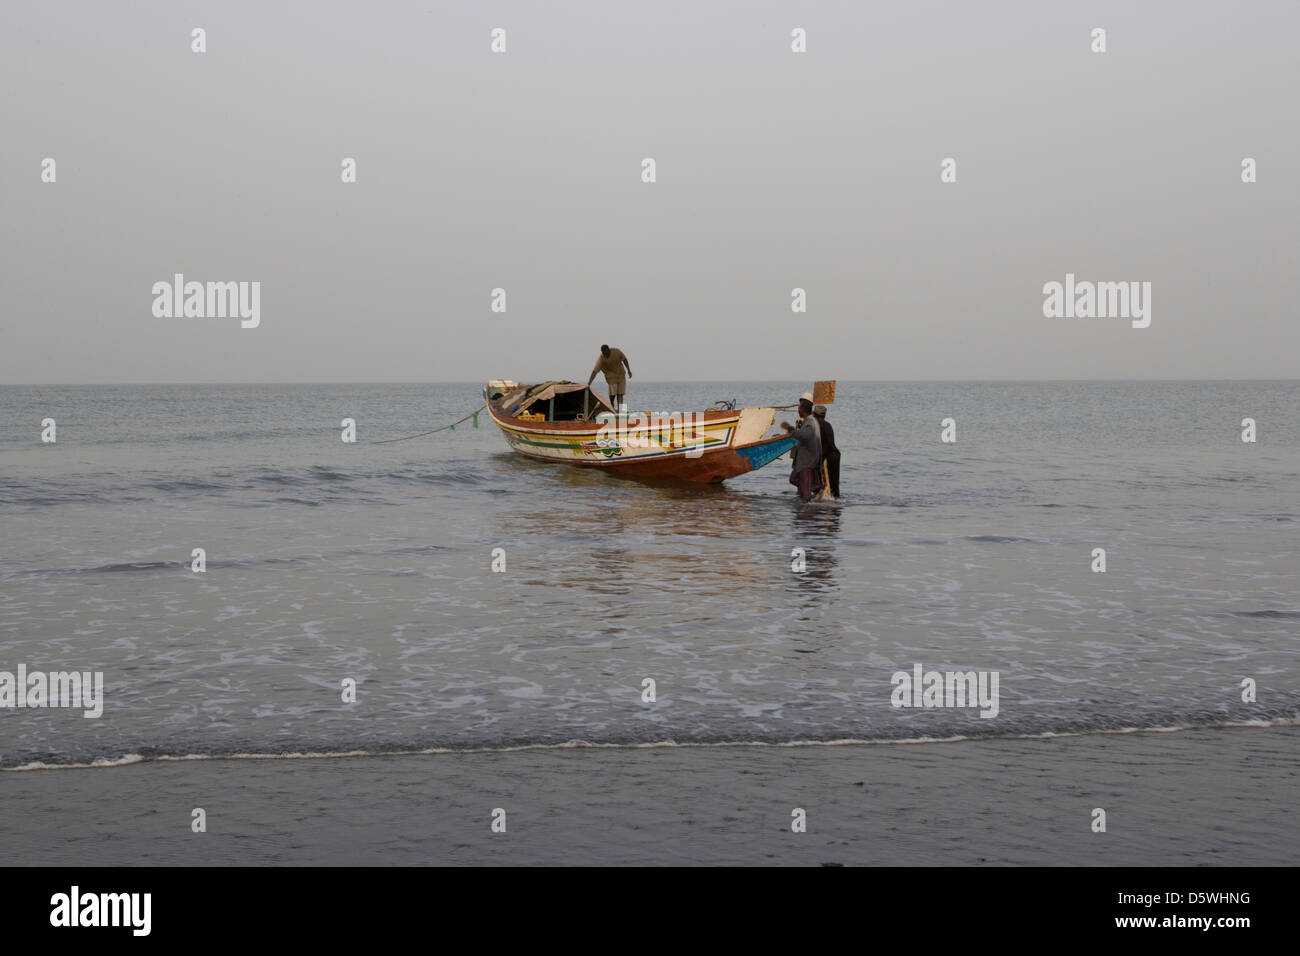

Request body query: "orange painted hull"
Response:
[600, 435, 796, 483]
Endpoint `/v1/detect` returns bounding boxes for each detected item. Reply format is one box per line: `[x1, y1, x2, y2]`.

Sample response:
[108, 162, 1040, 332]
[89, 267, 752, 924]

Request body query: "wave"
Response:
[13, 560, 182, 576]
[149, 478, 229, 492]
[7, 716, 1296, 772]
[6, 554, 321, 578]
[0, 460, 508, 508]
[389, 469, 491, 487]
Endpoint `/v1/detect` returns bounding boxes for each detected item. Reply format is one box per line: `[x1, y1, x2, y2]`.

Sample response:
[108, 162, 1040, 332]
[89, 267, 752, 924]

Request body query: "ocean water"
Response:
[1, 381, 1298, 772]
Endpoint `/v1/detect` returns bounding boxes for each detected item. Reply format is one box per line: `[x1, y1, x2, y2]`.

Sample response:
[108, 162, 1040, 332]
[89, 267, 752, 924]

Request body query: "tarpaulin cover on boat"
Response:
[498, 381, 611, 416]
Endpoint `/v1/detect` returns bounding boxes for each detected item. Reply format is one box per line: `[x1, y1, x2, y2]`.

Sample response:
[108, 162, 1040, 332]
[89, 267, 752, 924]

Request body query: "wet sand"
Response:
[3, 726, 1296, 866]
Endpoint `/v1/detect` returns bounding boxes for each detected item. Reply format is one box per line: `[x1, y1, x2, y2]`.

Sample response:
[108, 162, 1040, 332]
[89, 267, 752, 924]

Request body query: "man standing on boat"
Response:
[781, 393, 823, 503]
[588, 344, 632, 412]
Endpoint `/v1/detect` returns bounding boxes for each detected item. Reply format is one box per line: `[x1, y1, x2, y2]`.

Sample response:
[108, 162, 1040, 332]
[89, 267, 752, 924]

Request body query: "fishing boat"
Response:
[483, 380, 797, 483]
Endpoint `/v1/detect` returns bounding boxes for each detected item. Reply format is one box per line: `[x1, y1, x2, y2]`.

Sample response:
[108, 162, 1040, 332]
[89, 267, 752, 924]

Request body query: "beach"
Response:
[3, 727, 1295, 865]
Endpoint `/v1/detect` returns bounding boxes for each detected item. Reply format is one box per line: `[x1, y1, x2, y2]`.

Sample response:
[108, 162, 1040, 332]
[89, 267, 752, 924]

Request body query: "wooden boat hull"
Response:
[599, 432, 796, 482]
[483, 381, 796, 483]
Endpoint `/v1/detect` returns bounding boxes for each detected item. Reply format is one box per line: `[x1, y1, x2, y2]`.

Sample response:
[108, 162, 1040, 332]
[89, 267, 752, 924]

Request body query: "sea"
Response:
[1, 381, 1297, 865]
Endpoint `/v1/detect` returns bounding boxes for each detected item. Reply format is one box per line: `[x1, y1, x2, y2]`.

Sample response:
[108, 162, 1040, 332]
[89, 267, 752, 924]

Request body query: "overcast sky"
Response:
[2, 0, 1297, 384]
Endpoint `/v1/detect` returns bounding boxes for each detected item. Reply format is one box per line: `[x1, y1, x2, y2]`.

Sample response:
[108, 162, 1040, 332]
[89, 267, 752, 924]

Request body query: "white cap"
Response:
[801, 392, 814, 402]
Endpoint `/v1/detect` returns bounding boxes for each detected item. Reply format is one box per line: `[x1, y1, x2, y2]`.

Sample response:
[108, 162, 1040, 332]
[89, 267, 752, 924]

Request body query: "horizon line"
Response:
[2, 378, 1298, 388]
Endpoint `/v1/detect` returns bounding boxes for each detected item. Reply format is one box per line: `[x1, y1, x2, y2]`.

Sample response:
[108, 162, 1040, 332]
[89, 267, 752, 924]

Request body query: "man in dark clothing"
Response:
[781, 396, 822, 502]
[812, 404, 841, 499]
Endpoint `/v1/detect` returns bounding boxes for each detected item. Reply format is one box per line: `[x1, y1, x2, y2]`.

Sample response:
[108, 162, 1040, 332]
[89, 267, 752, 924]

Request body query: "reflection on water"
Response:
[494, 457, 845, 604]
[790, 502, 842, 591]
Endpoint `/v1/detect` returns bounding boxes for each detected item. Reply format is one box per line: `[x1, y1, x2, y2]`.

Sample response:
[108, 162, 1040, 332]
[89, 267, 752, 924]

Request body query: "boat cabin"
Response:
[486, 380, 615, 423]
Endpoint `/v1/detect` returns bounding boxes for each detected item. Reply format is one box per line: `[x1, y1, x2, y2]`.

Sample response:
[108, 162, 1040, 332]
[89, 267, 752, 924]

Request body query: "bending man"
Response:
[588, 344, 632, 411]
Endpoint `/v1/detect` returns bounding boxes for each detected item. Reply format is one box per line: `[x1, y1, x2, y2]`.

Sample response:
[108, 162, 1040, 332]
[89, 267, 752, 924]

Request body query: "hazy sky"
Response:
[2, 1, 1297, 384]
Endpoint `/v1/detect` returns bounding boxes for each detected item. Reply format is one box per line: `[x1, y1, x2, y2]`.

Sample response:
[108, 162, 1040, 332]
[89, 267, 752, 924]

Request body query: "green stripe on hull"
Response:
[513, 436, 585, 450]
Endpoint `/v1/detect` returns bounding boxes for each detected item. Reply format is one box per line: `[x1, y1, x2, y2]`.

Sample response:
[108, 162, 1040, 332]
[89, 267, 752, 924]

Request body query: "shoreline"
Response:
[5, 717, 1297, 774]
[3, 725, 1296, 865]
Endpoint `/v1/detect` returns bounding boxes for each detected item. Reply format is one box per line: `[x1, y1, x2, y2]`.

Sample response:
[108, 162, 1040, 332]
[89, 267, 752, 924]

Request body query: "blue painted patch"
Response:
[737, 436, 795, 472]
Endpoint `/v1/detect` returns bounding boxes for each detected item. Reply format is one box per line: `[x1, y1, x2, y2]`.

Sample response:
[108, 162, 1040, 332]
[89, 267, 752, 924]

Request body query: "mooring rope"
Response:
[370, 405, 486, 444]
